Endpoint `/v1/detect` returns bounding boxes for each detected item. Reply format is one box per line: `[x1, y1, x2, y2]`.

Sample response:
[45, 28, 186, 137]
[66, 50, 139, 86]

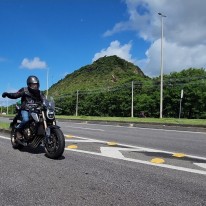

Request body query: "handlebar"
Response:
[26, 103, 42, 111]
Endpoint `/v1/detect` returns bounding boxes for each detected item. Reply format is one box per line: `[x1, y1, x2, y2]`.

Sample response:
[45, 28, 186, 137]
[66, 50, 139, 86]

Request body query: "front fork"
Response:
[42, 111, 51, 144]
[42, 111, 58, 144]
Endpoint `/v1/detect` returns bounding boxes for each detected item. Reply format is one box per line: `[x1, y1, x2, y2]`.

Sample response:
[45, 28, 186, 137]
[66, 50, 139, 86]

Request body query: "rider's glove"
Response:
[2, 92, 8, 98]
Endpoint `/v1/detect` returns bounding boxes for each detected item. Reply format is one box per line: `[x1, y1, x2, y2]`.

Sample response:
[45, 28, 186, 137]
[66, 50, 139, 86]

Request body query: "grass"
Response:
[0, 122, 10, 129]
[56, 115, 206, 126]
[0, 115, 206, 130]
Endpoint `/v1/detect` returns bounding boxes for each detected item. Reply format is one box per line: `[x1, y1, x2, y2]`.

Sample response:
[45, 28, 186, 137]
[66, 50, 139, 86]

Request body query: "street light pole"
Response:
[158, 12, 166, 118]
[46, 68, 49, 97]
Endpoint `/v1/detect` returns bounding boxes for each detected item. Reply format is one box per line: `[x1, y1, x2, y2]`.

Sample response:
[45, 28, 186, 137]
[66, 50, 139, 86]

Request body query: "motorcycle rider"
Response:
[2, 76, 45, 140]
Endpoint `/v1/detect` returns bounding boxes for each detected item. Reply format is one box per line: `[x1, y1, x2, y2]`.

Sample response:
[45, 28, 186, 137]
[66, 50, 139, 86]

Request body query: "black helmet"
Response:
[27, 75, 40, 95]
[27, 75, 39, 85]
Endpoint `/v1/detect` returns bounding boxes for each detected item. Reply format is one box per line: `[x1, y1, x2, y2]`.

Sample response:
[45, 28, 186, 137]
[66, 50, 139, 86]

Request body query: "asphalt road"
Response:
[58, 120, 206, 157]
[0, 117, 206, 205]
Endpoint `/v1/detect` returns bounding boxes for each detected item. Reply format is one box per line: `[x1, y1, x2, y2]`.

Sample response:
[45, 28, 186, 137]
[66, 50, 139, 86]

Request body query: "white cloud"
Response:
[92, 40, 135, 63]
[103, 0, 206, 76]
[20, 57, 47, 69]
[138, 39, 206, 77]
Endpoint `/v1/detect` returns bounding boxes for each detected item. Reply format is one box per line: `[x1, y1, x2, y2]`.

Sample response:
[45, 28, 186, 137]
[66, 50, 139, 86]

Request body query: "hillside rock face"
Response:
[49, 55, 148, 95]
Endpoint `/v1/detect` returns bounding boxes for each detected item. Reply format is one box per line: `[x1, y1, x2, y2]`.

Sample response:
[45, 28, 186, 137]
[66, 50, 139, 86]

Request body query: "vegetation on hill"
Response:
[2, 55, 206, 119]
[47, 55, 206, 119]
[49, 55, 148, 95]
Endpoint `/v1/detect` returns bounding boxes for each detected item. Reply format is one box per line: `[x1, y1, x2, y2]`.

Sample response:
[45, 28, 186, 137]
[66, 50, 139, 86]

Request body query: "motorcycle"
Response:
[10, 96, 65, 159]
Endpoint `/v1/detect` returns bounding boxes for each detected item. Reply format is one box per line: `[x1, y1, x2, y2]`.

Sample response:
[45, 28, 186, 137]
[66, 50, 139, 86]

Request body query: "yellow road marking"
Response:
[107, 142, 118, 146]
[172, 153, 186, 158]
[65, 135, 74, 138]
[67, 145, 78, 149]
[150, 158, 165, 164]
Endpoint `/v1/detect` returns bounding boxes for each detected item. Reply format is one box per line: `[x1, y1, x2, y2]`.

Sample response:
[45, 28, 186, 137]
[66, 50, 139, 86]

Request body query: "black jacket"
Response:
[6, 87, 45, 110]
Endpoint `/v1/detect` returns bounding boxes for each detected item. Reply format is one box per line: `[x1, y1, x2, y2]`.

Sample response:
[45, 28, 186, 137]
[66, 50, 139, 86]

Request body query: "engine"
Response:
[23, 122, 36, 140]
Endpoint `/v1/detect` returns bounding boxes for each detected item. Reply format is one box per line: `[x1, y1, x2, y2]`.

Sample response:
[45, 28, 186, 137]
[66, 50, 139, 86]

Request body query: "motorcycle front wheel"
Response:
[44, 128, 65, 159]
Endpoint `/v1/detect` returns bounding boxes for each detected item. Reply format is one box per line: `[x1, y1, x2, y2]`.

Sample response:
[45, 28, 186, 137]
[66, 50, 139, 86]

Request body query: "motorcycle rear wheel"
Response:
[45, 128, 65, 159]
[10, 129, 23, 149]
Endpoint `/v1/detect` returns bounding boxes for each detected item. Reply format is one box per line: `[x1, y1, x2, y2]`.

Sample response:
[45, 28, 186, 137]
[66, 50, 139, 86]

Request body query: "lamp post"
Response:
[158, 12, 166, 118]
[46, 68, 49, 97]
[179, 89, 184, 119]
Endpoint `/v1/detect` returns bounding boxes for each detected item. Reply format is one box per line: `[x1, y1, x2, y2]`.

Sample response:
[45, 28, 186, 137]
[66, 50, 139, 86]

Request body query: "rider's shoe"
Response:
[10, 122, 14, 128]
[10, 121, 17, 128]
[15, 129, 23, 140]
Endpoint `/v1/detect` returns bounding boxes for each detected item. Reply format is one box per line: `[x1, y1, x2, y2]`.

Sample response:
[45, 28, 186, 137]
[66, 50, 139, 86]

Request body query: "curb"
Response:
[1, 117, 206, 133]
[0, 128, 10, 134]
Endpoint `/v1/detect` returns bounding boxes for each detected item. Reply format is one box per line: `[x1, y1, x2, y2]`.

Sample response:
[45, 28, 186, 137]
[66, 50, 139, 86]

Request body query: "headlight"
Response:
[46, 110, 55, 119]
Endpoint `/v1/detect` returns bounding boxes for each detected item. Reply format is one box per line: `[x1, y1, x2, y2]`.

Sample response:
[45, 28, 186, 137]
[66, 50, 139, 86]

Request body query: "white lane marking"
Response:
[63, 125, 104, 131]
[100, 147, 125, 158]
[100, 147, 144, 158]
[65, 135, 206, 175]
[1, 134, 206, 175]
[65, 135, 206, 160]
[65, 139, 104, 143]
[1, 133, 206, 161]
[194, 163, 206, 169]
[72, 122, 206, 134]
[0, 135, 10, 140]
[65, 148, 206, 175]
[65, 135, 107, 143]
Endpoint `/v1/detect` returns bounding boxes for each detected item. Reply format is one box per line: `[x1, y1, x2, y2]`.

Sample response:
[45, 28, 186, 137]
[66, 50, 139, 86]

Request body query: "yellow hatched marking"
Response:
[67, 145, 78, 149]
[150, 158, 165, 164]
[172, 153, 186, 158]
[107, 142, 118, 146]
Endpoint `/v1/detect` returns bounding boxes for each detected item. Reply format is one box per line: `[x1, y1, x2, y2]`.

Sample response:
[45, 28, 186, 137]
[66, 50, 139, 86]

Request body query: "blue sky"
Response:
[1, 0, 206, 105]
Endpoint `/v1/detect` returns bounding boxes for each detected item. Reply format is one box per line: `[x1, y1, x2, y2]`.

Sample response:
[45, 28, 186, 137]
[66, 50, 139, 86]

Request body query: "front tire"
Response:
[45, 128, 65, 159]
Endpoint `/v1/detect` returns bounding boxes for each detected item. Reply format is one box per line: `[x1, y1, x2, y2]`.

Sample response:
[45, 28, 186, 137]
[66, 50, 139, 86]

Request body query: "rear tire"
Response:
[45, 128, 65, 159]
[10, 128, 23, 149]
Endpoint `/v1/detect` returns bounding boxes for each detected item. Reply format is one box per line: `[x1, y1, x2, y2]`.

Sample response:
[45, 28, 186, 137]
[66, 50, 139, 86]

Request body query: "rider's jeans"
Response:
[16, 110, 29, 129]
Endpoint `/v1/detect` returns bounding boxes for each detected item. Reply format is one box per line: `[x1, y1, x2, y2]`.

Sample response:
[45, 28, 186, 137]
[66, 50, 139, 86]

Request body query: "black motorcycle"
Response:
[10, 96, 65, 159]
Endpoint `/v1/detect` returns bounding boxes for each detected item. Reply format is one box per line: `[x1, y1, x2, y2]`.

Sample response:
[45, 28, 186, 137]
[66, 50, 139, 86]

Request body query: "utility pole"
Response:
[6, 99, 8, 115]
[76, 90, 79, 116]
[131, 81, 134, 118]
[0, 101, 2, 114]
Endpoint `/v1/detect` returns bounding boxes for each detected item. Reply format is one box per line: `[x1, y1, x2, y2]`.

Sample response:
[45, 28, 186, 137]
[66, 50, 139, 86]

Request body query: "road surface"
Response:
[0, 118, 206, 205]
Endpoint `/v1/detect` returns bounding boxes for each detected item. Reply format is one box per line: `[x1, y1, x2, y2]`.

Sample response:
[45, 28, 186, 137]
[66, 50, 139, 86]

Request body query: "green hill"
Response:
[49, 55, 149, 96]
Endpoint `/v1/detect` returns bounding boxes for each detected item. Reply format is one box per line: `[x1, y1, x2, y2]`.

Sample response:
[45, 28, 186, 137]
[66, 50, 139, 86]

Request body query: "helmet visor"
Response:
[29, 83, 39, 90]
